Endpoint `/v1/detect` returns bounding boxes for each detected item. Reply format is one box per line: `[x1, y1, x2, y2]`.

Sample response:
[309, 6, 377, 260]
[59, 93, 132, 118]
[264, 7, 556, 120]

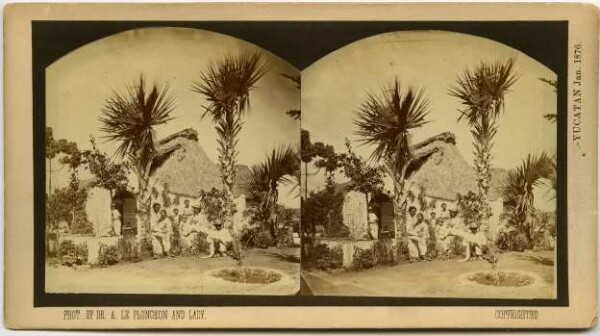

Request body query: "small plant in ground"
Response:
[469, 271, 534, 287]
[373, 240, 399, 265]
[214, 267, 282, 284]
[59, 240, 89, 266]
[98, 244, 119, 266]
[182, 232, 211, 256]
[304, 244, 344, 270]
[352, 247, 377, 270]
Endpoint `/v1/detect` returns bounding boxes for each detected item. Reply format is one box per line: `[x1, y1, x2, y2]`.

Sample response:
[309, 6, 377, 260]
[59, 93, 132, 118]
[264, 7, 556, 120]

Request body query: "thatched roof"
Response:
[149, 128, 250, 198]
[404, 132, 506, 201]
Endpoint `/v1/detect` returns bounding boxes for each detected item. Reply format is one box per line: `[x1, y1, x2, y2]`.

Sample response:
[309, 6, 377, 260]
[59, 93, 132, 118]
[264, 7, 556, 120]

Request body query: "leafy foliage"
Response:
[457, 191, 488, 229]
[302, 188, 349, 238]
[501, 153, 554, 245]
[338, 138, 385, 204]
[98, 244, 120, 266]
[303, 244, 344, 270]
[80, 137, 130, 194]
[242, 145, 299, 242]
[46, 172, 91, 233]
[59, 240, 89, 266]
[198, 187, 237, 226]
[352, 247, 377, 270]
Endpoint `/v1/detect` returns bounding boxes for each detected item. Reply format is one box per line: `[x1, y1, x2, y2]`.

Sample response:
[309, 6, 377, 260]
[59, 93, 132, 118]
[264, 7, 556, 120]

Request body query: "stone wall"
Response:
[315, 238, 376, 267]
[58, 233, 120, 264]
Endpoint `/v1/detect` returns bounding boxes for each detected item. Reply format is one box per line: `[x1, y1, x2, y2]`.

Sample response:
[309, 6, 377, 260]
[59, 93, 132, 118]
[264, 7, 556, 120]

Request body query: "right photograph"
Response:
[300, 30, 557, 299]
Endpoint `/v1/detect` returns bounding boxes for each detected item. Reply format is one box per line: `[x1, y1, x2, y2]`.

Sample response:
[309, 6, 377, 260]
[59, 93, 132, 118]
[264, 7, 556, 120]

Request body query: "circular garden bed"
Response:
[468, 271, 535, 287]
[213, 267, 282, 284]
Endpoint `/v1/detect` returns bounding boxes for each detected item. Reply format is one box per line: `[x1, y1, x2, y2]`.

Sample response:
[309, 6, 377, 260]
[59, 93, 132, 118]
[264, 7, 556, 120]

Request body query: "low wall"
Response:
[58, 234, 120, 264]
[315, 238, 376, 267]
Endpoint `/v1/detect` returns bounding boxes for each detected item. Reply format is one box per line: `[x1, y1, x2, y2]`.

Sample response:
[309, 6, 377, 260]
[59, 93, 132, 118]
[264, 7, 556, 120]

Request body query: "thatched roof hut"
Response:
[149, 128, 250, 198]
[404, 132, 507, 201]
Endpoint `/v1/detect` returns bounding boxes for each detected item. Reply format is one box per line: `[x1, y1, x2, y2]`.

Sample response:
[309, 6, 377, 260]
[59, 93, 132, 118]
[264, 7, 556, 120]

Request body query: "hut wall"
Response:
[85, 188, 112, 237]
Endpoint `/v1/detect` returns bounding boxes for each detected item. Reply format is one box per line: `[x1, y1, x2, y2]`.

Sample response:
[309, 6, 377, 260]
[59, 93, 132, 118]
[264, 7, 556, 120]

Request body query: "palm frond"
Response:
[354, 78, 430, 167]
[99, 75, 175, 169]
[450, 58, 518, 125]
[242, 145, 299, 205]
[192, 50, 268, 122]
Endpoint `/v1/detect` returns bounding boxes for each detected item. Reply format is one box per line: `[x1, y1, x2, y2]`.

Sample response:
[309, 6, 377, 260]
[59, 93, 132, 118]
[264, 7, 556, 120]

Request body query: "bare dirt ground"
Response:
[46, 248, 300, 295]
[303, 250, 556, 299]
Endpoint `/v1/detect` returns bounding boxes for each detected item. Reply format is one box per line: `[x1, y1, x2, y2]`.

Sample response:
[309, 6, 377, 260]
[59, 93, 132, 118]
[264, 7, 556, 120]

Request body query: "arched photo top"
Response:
[46, 26, 300, 166]
[46, 26, 300, 208]
[302, 30, 557, 211]
[303, 30, 556, 168]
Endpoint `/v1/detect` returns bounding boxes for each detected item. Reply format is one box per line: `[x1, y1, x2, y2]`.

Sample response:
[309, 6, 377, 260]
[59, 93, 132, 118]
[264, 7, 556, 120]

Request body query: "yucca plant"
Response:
[354, 79, 430, 243]
[99, 75, 175, 254]
[192, 51, 267, 230]
[450, 58, 518, 259]
[242, 145, 299, 242]
[502, 153, 554, 245]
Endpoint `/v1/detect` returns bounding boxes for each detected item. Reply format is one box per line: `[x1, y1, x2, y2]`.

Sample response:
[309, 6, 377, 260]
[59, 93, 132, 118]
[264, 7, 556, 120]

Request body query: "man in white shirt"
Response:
[407, 212, 430, 261]
[151, 209, 172, 257]
[110, 203, 122, 236]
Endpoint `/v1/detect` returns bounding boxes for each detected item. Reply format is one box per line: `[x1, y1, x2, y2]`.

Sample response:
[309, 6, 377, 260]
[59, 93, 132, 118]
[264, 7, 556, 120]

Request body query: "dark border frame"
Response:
[33, 20, 568, 307]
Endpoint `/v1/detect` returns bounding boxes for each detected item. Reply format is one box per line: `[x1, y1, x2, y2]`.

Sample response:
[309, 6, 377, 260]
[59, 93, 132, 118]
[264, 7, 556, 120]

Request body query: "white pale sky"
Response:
[46, 27, 300, 208]
[302, 30, 557, 211]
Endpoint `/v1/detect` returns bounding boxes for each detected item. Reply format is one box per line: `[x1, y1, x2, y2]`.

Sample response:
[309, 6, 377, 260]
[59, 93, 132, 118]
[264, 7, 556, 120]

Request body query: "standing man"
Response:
[110, 203, 122, 236]
[368, 212, 379, 240]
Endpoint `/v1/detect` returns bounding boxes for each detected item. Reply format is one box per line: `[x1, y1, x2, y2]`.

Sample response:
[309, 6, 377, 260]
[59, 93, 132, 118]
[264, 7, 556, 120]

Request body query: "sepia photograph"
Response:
[301, 31, 558, 299]
[4, 3, 597, 329]
[44, 27, 301, 295]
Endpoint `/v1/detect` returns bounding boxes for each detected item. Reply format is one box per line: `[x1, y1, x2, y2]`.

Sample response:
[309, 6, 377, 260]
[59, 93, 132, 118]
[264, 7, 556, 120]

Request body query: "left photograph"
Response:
[45, 27, 301, 295]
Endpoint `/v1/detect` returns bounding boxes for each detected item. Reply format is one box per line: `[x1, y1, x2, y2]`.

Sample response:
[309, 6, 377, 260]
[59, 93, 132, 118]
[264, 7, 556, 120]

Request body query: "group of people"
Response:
[148, 198, 234, 259]
[405, 202, 488, 263]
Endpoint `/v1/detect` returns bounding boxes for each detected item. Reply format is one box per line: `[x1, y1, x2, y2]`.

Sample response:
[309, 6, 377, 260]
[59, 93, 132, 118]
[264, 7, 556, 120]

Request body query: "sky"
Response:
[302, 30, 557, 211]
[46, 27, 300, 208]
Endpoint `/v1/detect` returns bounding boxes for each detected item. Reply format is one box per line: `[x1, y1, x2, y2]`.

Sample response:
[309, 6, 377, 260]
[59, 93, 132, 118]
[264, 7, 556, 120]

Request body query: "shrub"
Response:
[98, 244, 119, 266]
[496, 231, 529, 252]
[373, 240, 398, 265]
[449, 236, 466, 256]
[302, 188, 348, 239]
[59, 240, 76, 258]
[59, 240, 88, 266]
[305, 244, 343, 270]
[352, 247, 376, 270]
[183, 232, 211, 255]
[117, 235, 138, 261]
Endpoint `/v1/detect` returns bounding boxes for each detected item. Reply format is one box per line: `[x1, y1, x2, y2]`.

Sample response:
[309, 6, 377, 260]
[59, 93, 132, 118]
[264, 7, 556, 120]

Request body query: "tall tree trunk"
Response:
[135, 177, 152, 257]
[475, 116, 498, 266]
[217, 112, 242, 262]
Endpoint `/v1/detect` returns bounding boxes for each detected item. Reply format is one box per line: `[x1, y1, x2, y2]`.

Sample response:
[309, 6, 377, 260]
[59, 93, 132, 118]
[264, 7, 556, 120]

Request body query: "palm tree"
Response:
[355, 79, 430, 244]
[192, 51, 267, 232]
[450, 58, 518, 254]
[502, 153, 554, 245]
[242, 145, 299, 242]
[99, 75, 175, 254]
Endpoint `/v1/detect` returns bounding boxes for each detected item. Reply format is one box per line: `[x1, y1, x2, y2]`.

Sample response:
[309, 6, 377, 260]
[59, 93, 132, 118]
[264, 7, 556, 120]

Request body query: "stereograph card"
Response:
[3, 2, 598, 329]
